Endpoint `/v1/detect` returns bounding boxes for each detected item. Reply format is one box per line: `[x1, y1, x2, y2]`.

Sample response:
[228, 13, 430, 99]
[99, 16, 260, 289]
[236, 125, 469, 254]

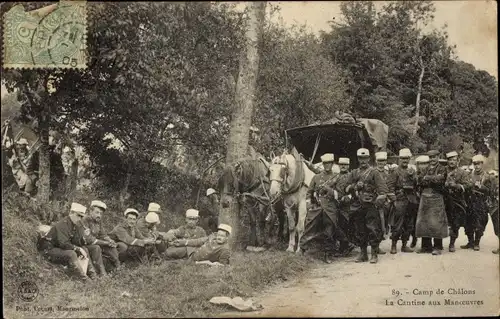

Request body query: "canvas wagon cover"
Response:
[285, 116, 388, 168]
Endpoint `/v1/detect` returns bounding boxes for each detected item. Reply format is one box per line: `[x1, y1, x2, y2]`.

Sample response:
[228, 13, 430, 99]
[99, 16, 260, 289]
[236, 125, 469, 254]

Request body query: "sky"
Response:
[1, 1, 497, 99]
[263, 1, 498, 78]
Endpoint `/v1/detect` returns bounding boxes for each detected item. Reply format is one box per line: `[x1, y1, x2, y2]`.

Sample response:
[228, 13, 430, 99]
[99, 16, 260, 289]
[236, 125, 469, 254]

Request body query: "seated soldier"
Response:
[190, 224, 232, 265]
[164, 209, 207, 259]
[80, 200, 121, 274]
[39, 203, 97, 281]
[108, 208, 157, 263]
[136, 211, 167, 257]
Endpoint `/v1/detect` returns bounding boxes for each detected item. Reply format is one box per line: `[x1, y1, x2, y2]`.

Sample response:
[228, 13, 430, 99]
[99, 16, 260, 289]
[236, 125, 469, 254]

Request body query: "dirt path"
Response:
[219, 217, 499, 317]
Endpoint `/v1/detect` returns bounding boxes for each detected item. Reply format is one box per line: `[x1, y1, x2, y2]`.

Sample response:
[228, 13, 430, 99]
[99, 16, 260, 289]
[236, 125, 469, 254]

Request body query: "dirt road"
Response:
[220, 216, 499, 317]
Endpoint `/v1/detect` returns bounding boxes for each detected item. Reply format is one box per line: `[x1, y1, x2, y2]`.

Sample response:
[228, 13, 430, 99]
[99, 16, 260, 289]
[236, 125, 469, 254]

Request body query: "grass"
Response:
[3, 192, 316, 318]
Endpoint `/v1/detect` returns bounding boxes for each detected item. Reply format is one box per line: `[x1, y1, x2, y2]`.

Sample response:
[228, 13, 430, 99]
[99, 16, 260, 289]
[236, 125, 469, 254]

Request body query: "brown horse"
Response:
[218, 157, 275, 250]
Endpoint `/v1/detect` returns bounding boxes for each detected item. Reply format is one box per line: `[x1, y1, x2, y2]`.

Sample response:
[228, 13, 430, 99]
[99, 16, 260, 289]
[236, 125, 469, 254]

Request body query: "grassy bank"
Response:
[3, 193, 315, 318]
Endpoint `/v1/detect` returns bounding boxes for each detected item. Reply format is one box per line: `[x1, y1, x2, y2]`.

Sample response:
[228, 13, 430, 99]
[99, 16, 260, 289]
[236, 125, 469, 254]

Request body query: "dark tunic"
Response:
[444, 167, 471, 238]
[467, 170, 495, 237]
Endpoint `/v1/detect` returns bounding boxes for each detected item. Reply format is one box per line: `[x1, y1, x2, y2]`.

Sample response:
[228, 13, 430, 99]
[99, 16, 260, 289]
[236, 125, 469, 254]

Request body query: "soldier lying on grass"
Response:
[190, 224, 232, 265]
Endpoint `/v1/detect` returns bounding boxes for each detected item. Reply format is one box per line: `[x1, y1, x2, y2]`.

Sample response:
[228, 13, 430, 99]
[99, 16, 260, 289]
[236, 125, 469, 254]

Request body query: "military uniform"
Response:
[444, 165, 471, 251]
[376, 167, 391, 236]
[41, 214, 97, 279]
[299, 169, 339, 254]
[466, 169, 495, 249]
[164, 225, 208, 259]
[80, 218, 120, 272]
[189, 233, 231, 264]
[136, 217, 167, 254]
[345, 165, 388, 259]
[387, 165, 418, 252]
[334, 168, 356, 253]
[109, 222, 152, 262]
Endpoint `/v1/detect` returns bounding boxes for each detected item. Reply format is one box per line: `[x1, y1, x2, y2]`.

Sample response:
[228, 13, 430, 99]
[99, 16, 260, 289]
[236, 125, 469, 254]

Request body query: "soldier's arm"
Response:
[429, 167, 446, 185]
[187, 228, 209, 247]
[344, 171, 357, 194]
[218, 248, 231, 265]
[386, 170, 397, 193]
[373, 170, 389, 195]
[111, 226, 145, 246]
[55, 225, 76, 251]
[306, 176, 316, 201]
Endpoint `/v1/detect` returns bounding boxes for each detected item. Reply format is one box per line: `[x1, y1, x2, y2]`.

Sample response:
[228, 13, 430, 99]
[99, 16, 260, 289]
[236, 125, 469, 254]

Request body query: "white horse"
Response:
[269, 151, 315, 253]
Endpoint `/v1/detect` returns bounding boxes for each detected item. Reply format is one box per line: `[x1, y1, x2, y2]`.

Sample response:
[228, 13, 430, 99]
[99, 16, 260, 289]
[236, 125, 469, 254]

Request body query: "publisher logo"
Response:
[18, 281, 39, 302]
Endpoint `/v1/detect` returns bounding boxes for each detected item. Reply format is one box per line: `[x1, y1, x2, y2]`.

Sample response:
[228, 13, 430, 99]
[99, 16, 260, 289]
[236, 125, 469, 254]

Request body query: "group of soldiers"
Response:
[36, 200, 231, 281]
[300, 148, 499, 264]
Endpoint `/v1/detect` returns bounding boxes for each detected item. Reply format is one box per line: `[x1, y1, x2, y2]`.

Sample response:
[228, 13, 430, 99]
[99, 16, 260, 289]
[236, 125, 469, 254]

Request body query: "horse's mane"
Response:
[218, 157, 269, 194]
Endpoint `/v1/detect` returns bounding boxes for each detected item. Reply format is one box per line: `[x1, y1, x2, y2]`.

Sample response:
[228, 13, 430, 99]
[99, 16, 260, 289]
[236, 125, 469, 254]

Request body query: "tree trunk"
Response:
[119, 158, 133, 211]
[222, 1, 266, 249]
[37, 106, 51, 204]
[413, 55, 425, 137]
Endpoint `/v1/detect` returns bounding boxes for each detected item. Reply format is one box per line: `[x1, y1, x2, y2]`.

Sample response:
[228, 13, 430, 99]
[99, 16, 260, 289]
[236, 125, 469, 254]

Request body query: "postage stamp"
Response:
[3, 1, 87, 69]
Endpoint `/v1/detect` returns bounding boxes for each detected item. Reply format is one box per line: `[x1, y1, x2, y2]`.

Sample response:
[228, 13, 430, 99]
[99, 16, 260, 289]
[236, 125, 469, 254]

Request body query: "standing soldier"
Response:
[80, 200, 121, 273]
[386, 148, 419, 254]
[334, 157, 357, 256]
[345, 148, 389, 264]
[299, 153, 339, 263]
[374, 151, 390, 254]
[411, 155, 430, 248]
[487, 170, 499, 254]
[464, 155, 495, 251]
[415, 150, 448, 256]
[443, 151, 471, 252]
[206, 188, 220, 233]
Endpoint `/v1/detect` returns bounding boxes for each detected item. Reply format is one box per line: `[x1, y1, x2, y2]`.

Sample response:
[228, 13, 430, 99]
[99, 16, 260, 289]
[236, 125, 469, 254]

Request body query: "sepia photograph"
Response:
[1, 1, 498, 317]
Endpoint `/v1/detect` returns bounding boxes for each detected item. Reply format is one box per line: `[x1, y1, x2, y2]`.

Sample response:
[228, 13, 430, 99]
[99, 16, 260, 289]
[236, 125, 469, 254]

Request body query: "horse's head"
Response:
[218, 164, 239, 208]
[269, 154, 289, 198]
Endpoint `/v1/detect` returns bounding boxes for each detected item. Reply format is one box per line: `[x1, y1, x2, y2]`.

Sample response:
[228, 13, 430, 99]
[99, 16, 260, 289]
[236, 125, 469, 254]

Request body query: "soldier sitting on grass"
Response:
[136, 203, 168, 257]
[108, 208, 157, 263]
[190, 224, 232, 265]
[164, 209, 207, 259]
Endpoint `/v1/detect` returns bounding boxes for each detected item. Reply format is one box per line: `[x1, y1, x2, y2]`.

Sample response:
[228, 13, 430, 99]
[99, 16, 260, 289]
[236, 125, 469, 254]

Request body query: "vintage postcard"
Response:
[1, 1, 498, 318]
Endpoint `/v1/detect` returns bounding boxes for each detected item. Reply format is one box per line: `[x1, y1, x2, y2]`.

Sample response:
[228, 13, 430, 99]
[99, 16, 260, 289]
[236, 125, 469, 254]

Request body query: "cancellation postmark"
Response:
[3, 1, 87, 69]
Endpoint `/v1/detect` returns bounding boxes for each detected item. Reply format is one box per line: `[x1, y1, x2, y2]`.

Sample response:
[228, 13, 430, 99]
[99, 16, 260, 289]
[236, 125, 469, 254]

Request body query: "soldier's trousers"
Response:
[445, 198, 467, 239]
[117, 242, 156, 262]
[352, 202, 382, 247]
[83, 245, 106, 275]
[299, 205, 337, 252]
[165, 246, 197, 259]
[390, 200, 418, 242]
[421, 238, 443, 250]
[466, 197, 489, 238]
[101, 246, 120, 270]
[45, 247, 87, 277]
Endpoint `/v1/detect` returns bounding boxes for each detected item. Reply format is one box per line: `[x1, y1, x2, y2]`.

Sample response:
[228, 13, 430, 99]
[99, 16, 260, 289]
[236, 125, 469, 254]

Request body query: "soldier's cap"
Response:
[16, 138, 29, 145]
[488, 170, 497, 176]
[375, 152, 387, 161]
[206, 188, 217, 196]
[445, 151, 459, 159]
[91, 200, 107, 211]
[399, 148, 412, 158]
[472, 155, 485, 163]
[124, 208, 139, 218]
[357, 148, 370, 157]
[415, 155, 430, 163]
[37, 225, 52, 237]
[186, 208, 199, 218]
[70, 203, 87, 216]
[427, 150, 440, 156]
[320, 153, 334, 163]
[145, 212, 160, 224]
[218, 223, 232, 235]
[338, 157, 350, 165]
[148, 202, 161, 213]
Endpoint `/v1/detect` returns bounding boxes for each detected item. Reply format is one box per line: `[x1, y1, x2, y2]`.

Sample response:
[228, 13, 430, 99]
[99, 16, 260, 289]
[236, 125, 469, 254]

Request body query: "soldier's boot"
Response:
[87, 263, 98, 280]
[370, 245, 379, 264]
[460, 234, 474, 249]
[355, 246, 368, 263]
[401, 241, 414, 253]
[449, 237, 456, 253]
[410, 236, 417, 248]
[473, 235, 481, 251]
[390, 240, 397, 254]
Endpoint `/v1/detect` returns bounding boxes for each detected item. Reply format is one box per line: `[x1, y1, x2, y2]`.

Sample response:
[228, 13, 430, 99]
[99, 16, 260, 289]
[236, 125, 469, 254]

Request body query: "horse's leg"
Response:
[295, 190, 308, 254]
[286, 198, 296, 253]
[248, 206, 257, 248]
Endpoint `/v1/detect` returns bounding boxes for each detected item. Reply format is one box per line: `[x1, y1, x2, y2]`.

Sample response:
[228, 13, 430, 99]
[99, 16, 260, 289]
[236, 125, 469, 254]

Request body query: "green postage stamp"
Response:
[3, 1, 87, 69]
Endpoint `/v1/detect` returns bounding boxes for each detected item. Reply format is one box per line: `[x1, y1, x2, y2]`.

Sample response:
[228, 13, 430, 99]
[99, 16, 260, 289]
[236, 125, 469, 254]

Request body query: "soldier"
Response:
[61, 146, 79, 202]
[190, 224, 232, 265]
[40, 203, 96, 281]
[415, 150, 448, 256]
[3, 138, 37, 195]
[344, 148, 388, 264]
[299, 153, 340, 263]
[80, 200, 121, 273]
[487, 170, 499, 254]
[443, 151, 471, 252]
[205, 188, 220, 233]
[136, 210, 167, 257]
[464, 155, 495, 251]
[334, 157, 357, 256]
[386, 148, 419, 254]
[109, 208, 157, 263]
[411, 155, 430, 249]
[374, 151, 390, 254]
[164, 209, 208, 259]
